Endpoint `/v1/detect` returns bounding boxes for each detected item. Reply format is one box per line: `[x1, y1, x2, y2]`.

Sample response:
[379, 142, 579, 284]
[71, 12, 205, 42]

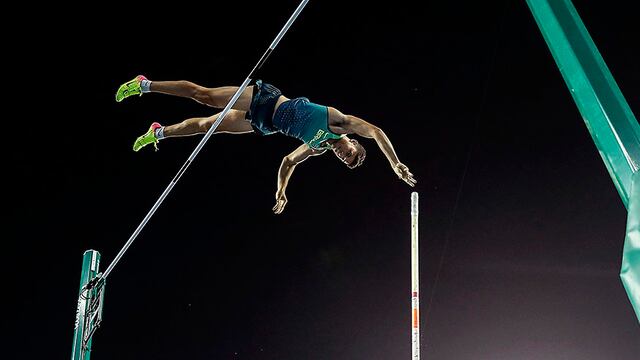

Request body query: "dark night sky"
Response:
[6, 0, 640, 359]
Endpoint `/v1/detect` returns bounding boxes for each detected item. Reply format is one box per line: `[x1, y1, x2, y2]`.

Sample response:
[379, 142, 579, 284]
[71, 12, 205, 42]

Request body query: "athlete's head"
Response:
[332, 137, 366, 169]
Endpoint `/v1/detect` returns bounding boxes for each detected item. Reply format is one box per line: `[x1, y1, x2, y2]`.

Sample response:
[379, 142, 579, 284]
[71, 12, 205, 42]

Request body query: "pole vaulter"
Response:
[71, 2, 310, 359]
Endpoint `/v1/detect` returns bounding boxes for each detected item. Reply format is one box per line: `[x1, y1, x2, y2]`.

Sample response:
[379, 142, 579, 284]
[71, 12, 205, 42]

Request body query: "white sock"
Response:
[154, 126, 165, 139]
[141, 79, 152, 93]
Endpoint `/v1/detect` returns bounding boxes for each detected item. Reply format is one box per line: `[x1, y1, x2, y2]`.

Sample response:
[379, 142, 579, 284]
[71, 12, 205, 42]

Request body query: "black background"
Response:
[6, 0, 640, 359]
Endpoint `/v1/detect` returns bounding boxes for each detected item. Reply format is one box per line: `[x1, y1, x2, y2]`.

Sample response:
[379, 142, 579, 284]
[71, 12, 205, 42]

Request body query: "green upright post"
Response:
[525, 0, 640, 209]
[621, 172, 640, 322]
[525, 0, 640, 322]
[71, 250, 104, 360]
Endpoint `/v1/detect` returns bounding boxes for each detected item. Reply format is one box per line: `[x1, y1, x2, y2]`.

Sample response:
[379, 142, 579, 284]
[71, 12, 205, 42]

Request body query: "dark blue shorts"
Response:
[248, 80, 282, 136]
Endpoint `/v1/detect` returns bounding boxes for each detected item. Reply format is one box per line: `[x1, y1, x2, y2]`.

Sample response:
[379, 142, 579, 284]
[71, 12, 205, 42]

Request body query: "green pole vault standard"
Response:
[525, 0, 640, 322]
[71, 250, 105, 360]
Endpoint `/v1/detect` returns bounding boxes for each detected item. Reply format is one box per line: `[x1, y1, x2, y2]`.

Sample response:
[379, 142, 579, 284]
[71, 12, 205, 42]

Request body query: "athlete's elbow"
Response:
[370, 127, 384, 139]
[282, 156, 296, 167]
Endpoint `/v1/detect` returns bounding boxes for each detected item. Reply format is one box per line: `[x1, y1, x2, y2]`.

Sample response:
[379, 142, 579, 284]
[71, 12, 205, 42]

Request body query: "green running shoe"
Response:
[116, 75, 147, 102]
[133, 122, 162, 152]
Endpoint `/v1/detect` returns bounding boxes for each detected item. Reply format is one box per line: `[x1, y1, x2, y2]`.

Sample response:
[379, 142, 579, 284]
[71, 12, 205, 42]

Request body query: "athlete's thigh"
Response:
[206, 86, 254, 111]
[213, 109, 254, 134]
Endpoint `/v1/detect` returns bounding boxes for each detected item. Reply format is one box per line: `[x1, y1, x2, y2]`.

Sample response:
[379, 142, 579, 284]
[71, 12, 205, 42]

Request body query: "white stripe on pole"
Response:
[102, 0, 310, 280]
[411, 192, 420, 360]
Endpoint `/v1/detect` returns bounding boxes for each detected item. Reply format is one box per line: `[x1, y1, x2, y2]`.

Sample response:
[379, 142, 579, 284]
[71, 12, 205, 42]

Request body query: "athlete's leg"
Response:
[164, 109, 254, 137]
[149, 81, 254, 111]
[133, 110, 253, 151]
[116, 76, 254, 110]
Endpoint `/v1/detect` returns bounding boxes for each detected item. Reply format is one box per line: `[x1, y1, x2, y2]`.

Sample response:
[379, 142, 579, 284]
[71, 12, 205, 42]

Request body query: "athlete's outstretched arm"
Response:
[273, 144, 325, 214]
[341, 114, 417, 187]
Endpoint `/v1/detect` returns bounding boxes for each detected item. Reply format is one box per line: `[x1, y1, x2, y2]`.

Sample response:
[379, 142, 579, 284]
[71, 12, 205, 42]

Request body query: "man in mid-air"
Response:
[117, 75, 417, 214]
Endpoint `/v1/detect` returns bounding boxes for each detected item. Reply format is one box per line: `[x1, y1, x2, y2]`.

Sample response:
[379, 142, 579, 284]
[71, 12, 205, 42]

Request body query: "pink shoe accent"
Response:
[150, 122, 162, 131]
[136, 75, 148, 81]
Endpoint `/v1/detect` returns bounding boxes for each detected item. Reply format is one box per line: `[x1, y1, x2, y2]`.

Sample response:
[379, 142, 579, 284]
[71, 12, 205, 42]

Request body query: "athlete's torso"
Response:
[273, 96, 344, 134]
[272, 96, 343, 150]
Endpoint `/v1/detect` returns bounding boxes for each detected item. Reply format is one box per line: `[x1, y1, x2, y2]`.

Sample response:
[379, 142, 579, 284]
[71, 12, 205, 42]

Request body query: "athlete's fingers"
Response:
[404, 174, 416, 187]
[273, 200, 285, 214]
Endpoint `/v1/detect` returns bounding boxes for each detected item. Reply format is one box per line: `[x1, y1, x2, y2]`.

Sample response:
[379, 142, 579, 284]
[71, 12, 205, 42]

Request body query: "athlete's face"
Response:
[332, 138, 358, 167]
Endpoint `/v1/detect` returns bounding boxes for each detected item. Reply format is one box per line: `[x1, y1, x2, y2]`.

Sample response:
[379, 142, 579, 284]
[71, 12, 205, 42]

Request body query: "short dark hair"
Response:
[347, 139, 366, 169]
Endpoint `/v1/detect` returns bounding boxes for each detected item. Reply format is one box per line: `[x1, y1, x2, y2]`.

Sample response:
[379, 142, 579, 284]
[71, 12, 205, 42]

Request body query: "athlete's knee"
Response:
[190, 85, 218, 107]
[200, 116, 217, 132]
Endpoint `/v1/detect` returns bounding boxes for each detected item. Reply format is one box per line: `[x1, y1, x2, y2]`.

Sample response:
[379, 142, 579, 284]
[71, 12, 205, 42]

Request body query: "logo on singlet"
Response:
[310, 129, 325, 144]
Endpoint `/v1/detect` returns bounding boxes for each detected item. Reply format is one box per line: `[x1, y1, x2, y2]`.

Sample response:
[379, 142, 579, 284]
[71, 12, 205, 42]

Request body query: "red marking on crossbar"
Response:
[412, 292, 418, 297]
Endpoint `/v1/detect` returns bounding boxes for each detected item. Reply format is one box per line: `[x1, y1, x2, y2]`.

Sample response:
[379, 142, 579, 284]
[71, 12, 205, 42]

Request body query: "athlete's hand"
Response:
[273, 191, 288, 214]
[394, 162, 417, 187]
